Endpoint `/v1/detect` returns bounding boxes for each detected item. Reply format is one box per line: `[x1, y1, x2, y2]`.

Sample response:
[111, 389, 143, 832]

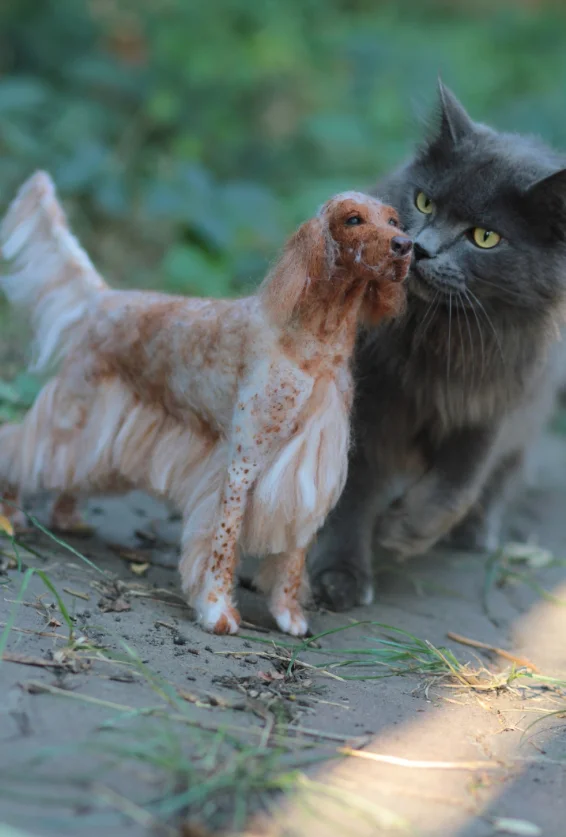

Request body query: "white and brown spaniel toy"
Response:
[0, 173, 411, 635]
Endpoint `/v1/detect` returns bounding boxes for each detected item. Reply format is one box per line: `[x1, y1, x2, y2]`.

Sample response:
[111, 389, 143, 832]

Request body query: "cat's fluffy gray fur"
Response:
[310, 82, 566, 612]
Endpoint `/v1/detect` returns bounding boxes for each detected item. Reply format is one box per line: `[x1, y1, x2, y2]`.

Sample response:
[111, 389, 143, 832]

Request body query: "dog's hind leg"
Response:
[255, 549, 309, 636]
[0, 423, 32, 532]
[50, 492, 94, 536]
[0, 379, 98, 533]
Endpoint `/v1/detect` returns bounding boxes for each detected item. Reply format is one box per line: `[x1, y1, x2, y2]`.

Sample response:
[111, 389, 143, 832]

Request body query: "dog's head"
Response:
[263, 192, 411, 328]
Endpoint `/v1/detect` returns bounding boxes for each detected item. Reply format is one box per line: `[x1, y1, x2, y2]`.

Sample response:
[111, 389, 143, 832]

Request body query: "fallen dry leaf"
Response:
[130, 561, 149, 576]
[257, 670, 285, 682]
[0, 515, 14, 537]
[109, 544, 150, 563]
[98, 596, 131, 613]
[47, 617, 62, 628]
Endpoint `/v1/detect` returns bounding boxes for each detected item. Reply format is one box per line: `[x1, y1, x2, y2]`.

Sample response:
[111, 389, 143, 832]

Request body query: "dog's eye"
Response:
[345, 214, 363, 226]
[388, 217, 398, 227]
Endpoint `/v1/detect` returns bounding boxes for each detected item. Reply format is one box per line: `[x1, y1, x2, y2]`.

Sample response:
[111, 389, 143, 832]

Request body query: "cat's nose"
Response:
[390, 236, 412, 258]
[413, 241, 432, 260]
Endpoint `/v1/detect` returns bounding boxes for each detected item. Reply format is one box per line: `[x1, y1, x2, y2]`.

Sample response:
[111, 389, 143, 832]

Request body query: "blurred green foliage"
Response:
[1, 0, 566, 297]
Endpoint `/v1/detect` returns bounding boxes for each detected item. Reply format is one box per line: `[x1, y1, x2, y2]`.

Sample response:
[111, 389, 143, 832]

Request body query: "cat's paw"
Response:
[378, 508, 442, 558]
[312, 569, 374, 612]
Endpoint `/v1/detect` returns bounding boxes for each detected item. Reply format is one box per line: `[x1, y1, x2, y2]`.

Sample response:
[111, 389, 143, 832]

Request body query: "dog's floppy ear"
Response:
[261, 217, 330, 326]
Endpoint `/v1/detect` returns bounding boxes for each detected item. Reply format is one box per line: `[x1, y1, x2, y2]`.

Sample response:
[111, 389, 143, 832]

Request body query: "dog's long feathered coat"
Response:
[0, 173, 409, 634]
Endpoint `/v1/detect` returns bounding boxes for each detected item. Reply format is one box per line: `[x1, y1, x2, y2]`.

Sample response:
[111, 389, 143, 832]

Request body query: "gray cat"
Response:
[310, 82, 566, 612]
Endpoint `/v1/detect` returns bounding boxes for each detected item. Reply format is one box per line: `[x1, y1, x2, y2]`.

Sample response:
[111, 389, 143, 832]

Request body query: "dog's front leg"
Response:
[189, 455, 259, 635]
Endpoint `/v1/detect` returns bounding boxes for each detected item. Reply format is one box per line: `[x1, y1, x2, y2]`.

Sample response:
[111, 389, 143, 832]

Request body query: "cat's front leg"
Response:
[377, 425, 494, 559]
[309, 452, 382, 611]
[446, 448, 525, 552]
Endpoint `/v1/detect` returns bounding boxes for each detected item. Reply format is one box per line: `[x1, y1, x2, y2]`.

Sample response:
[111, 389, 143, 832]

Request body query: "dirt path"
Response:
[1, 432, 565, 837]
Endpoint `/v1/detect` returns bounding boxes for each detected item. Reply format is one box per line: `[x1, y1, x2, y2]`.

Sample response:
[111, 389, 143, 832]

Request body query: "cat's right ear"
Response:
[425, 80, 476, 152]
[523, 169, 566, 242]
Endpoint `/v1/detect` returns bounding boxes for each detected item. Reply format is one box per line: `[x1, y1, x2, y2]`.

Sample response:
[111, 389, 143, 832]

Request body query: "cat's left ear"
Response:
[436, 81, 475, 145]
[524, 169, 566, 240]
[420, 81, 475, 159]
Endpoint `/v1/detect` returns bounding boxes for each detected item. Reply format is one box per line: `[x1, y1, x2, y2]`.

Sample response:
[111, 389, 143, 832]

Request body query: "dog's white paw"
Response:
[196, 593, 241, 635]
[271, 603, 308, 637]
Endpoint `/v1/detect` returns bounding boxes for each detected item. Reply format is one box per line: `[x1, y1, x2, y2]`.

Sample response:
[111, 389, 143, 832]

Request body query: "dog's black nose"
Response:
[390, 236, 412, 258]
[413, 241, 431, 260]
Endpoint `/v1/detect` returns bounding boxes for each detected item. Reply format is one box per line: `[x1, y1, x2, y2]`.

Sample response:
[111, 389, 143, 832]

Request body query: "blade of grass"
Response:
[0, 497, 104, 575]
[0, 566, 36, 659]
[34, 569, 74, 639]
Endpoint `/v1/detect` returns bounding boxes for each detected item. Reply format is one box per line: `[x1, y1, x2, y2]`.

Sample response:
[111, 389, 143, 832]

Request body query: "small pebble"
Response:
[173, 633, 187, 646]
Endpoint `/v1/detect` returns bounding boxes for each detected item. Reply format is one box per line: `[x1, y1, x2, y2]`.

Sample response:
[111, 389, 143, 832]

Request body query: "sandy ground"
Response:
[1, 431, 565, 837]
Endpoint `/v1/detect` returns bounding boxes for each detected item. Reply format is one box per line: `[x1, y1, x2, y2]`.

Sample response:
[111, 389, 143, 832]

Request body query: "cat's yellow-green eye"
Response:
[471, 228, 501, 249]
[415, 191, 434, 214]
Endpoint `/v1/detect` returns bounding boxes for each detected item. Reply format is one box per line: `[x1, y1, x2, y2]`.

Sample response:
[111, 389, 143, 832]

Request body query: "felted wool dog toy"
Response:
[0, 173, 411, 635]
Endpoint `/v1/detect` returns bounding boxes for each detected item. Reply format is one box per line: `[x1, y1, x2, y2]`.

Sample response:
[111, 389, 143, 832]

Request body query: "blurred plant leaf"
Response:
[0, 0, 565, 299]
[162, 244, 232, 297]
[0, 78, 49, 113]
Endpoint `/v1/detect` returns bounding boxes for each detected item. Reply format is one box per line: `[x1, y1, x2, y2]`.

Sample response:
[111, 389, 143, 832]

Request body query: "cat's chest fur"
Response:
[355, 299, 557, 468]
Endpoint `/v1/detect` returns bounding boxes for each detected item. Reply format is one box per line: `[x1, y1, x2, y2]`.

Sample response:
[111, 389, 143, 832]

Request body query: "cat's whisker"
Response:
[454, 291, 470, 375]
[460, 290, 475, 373]
[415, 290, 440, 346]
[471, 276, 525, 300]
[467, 287, 505, 366]
[462, 287, 484, 377]
[447, 292, 453, 384]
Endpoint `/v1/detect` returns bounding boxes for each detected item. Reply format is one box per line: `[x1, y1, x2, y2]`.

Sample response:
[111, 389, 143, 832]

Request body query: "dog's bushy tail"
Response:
[0, 171, 107, 372]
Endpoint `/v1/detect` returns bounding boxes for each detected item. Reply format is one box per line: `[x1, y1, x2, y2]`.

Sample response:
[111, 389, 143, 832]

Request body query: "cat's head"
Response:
[380, 82, 566, 319]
